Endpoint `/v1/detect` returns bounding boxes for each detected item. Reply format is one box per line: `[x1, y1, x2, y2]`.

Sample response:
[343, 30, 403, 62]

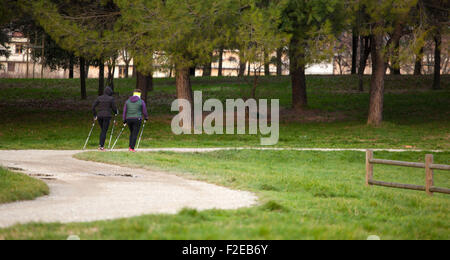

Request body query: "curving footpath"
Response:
[0, 150, 257, 228]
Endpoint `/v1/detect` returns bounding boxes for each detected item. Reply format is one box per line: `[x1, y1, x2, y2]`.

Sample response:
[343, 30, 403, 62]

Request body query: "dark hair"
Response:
[133, 89, 142, 93]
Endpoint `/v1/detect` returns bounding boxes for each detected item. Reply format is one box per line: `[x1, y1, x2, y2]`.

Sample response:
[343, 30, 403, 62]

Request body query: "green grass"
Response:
[0, 167, 49, 204]
[0, 75, 449, 150]
[0, 75, 448, 240]
[0, 150, 448, 240]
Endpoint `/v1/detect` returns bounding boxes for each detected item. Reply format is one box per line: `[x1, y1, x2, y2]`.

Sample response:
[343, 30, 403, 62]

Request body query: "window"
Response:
[228, 57, 237, 63]
[7, 62, 15, 72]
[12, 32, 24, 38]
[119, 66, 127, 78]
[15, 44, 24, 54]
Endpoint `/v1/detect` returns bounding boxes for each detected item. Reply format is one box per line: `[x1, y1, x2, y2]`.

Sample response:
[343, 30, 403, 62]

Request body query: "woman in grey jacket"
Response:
[123, 89, 149, 152]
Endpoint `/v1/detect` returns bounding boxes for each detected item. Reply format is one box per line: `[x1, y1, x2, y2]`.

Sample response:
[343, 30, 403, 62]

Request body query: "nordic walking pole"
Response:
[111, 124, 126, 151]
[108, 115, 117, 149]
[83, 119, 96, 150]
[136, 120, 146, 150]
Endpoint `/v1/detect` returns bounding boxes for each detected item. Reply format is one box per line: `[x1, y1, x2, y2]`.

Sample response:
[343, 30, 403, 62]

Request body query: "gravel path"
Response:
[0, 150, 257, 228]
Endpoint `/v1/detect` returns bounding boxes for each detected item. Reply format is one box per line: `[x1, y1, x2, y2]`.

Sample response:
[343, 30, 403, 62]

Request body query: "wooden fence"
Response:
[365, 150, 450, 196]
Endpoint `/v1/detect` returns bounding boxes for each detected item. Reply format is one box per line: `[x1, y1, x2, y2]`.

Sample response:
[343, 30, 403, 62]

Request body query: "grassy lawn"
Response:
[0, 75, 449, 150]
[0, 150, 448, 240]
[0, 167, 49, 204]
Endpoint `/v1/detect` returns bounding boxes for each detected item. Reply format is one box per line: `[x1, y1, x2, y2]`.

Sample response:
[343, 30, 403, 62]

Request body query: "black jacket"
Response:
[92, 87, 119, 118]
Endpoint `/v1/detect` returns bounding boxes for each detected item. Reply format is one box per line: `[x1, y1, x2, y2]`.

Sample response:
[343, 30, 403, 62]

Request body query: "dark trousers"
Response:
[98, 117, 111, 148]
[127, 119, 142, 149]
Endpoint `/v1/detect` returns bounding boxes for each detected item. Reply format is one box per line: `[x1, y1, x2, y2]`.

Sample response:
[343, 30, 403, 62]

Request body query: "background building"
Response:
[1, 32, 448, 79]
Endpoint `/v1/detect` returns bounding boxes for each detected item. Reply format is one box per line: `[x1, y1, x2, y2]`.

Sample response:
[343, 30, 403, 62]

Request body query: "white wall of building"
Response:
[305, 63, 334, 75]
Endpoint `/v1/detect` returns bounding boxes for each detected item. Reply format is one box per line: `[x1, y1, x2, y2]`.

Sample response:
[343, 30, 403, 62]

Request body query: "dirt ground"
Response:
[0, 150, 257, 228]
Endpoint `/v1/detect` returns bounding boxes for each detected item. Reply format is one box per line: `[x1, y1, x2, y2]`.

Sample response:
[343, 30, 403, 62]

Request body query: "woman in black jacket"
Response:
[92, 87, 118, 150]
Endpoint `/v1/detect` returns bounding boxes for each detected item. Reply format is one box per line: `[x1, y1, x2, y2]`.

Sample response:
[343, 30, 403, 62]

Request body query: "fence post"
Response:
[366, 150, 374, 186]
[425, 154, 434, 196]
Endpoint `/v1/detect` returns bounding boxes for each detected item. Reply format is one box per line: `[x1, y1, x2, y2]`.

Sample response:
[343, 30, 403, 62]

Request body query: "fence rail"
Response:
[365, 150, 450, 196]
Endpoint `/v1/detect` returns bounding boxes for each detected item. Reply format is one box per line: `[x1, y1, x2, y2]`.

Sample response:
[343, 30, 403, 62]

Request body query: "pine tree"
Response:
[280, 0, 346, 111]
[235, 0, 289, 98]
[114, 0, 241, 109]
[355, 0, 419, 126]
[25, 0, 121, 96]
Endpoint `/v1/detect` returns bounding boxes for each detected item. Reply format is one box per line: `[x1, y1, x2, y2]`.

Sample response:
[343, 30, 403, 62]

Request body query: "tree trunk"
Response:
[289, 37, 308, 110]
[238, 61, 246, 77]
[107, 60, 116, 91]
[203, 63, 212, 77]
[358, 36, 365, 91]
[218, 48, 224, 77]
[251, 75, 259, 99]
[26, 38, 29, 78]
[124, 62, 129, 78]
[264, 50, 270, 76]
[41, 33, 45, 79]
[442, 56, 449, 75]
[189, 67, 196, 77]
[414, 47, 423, 76]
[80, 57, 87, 100]
[359, 36, 371, 92]
[175, 65, 194, 129]
[351, 30, 358, 75]
[291, 63, 307, 111]
[108, 65, 113, 88]
[69, 55, 74, 79]
[392, 39, 401, 75]
[32, 31, 37, 79]
[203, 52, 213, 77]
[433, 31, 441, 90]
[367, 33, 386, 127]
[85, 60, 90, 79]
[176, 66, 193, 104]
[98, 59, 105, 96]
[276, 48, 283, 76]
[111, 63, 116, 89]
[136, 70, 153, 104]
